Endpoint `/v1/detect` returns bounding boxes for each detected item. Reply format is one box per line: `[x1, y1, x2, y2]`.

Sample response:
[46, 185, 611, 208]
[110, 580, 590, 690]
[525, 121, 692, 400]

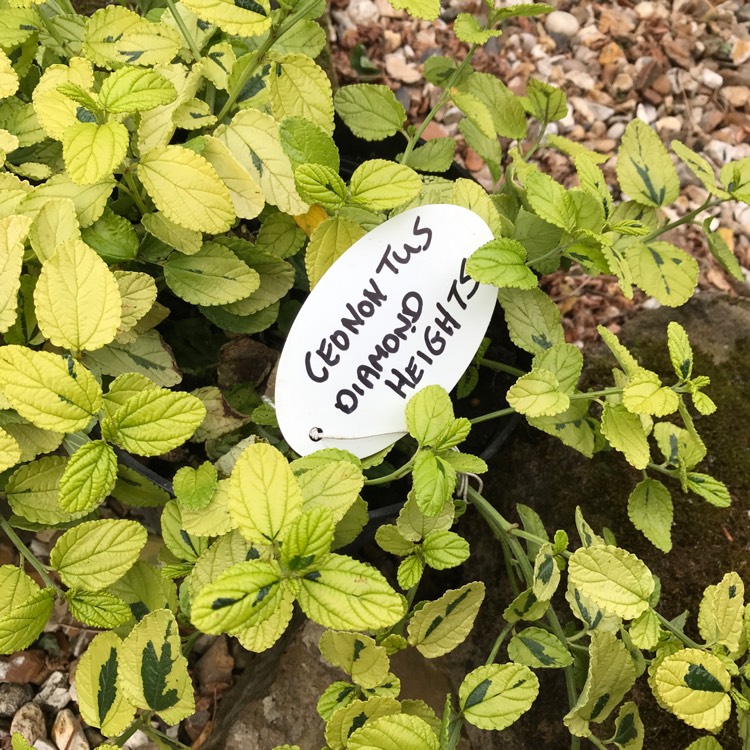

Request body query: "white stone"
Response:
[34, 672, 70, 713]
[636, 102, 657, 124]
[695, 67, 724, 90]
[545, 10, 580, 38]
[566, 69, 596, 90]
[346, 0, 380, 24]
[34, 741, 58, 750]
[607, 122, 626, 140]
[570, 97, 615, 124]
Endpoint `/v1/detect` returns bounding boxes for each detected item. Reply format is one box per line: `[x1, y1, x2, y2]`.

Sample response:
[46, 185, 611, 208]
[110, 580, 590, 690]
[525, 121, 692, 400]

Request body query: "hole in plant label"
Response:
[276, 204, 496, 457]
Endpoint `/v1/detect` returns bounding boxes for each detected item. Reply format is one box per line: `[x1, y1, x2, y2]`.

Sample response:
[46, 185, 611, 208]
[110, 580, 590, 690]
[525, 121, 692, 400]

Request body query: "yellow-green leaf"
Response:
[348, 714, 439, 750]
[568, 545, 654, 620]
[0, 214, 31, 334]
[221, 108, 307, 215]
[63, 121, 128, 186]
[564, 631, 636, 736]
[34, 237, 122, 352]
[99, 67, 177, 113]
[118, 609, 195, 724]
[616, 119, 679, 207]
[507, 369, 570, 418]
[190, 559, 284, 634]
[66, 589, 130, 629]
[0, 427, 21, 472]
[0, 346, 102, 432]
[27, 198, 80, 263]
[270, 54, 333, 134]
[102, 389, 206, 457]
[319, 631, 390, 689]
[507, 626, 573, 669]
[350, 159, 421, 210]
[627, 479, 672, 553]
[622, 370, 679, 417]
[51, 519, 147, 590]
[333, 84, 406, 141]
[698, 572, 744, 653]
[59, 439, 117, 514]
[407, 582, 485, 658]
[76, 631, 136, 735]
[228, 442, 302, 544]
[181, 0, 271, 36]
[200, 135, 264, 221]
[138, 145, 235, 234]
[298, 460, 365, 522]
[459, 663, 539, 730]
[298, 553, 404, 631]
[653, 649, 731, 731]
[601, 402, 651, 470]
[0, 587, 55, 655]
[164, 242, 259, 306]
[305, 216, 366, 289]
[626, 241, 699, 307]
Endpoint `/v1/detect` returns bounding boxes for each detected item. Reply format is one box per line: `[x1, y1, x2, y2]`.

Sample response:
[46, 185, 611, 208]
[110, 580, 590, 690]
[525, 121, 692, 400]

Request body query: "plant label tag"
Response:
[276, 204, 496, 458]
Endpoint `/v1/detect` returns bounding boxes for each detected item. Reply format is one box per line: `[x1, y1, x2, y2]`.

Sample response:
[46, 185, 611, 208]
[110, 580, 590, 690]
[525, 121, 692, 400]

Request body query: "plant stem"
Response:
[467, 489, 580, 748]
[113, 712, 153, 747]
[646, 463, 677, 479]
[144, 725, 193, 750]
[123, 171, 149, 215]
[112, 445, 175, 496]
[587, 734, 610, 750]
[480, 359, 526, 378]
[0, 515, 61, 593]
[642, 198, 725, 243]
[485, 623, 513, 665]
[400, 43, 479, 165]
[569, 387, 622, 401]
[469, 406, 516, 426]
[653, 610, 704, 650]
[363, 459, 415, 486]
[165, 0, 203, 60]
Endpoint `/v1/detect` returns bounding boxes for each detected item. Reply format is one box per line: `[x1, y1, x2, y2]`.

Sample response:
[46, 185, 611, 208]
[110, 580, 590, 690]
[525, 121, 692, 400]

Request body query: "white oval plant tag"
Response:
[276, 204, 496, 457]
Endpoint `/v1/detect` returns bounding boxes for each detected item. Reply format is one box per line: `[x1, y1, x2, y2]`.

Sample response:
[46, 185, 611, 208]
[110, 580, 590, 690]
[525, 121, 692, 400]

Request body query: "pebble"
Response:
[52, 709, 90, 750]
[34, 741, 57, 750]
[570, 97, 614, 124]
[0, 683, 34, 718]
[723, 86, 749, 109]
[613, 73, 633, 95]
[34, 672, 70, 713]
[636, 102, 657, 124]
[383, 29, 400, 53]
[10, 702, 47, 745]
[655, 116, 682, 137]
[566, 69, 596, 90]
[384, 52, 422, 84]
[651, 74, 672, 96]
[695, 68, 724, 90]
[545, 10, 580, 39]
[346, 0, 379, 24]
[606, 122, 626, 140]
[732, 39, 750, 66]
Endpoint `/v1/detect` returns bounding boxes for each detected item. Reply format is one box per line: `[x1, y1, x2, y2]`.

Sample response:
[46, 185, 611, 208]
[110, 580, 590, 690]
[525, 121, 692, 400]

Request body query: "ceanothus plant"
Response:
[0, 0, 748, 748]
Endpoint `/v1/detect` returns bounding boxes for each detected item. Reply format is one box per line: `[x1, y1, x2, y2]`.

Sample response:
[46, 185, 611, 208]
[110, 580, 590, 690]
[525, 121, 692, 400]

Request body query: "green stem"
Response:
[485, 623, 513, 665]
[165, 0, 203, 60]
[642, 199, 725, 243]
[112, 712, 153, 746]
[653, 610, 704, 650]
[445, 717, 463, 750]
[467, 489, 579, 749]
[509, 528, 571, 558]
[569, 387, 622, 401]
[364, 459, 414, 486]
[123, 171, 149, 215]
[0, 515, 61, 593]
[480, 359, 526, 378]
[400, 44, 479, 165]
[647, 463, 678, 479]
[499, 534, 522, 599]
[521, 121, 549, 163]
[469, 406, 516, 426]
[587, 734, 610, 750]
[144, 724, 192, 750]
